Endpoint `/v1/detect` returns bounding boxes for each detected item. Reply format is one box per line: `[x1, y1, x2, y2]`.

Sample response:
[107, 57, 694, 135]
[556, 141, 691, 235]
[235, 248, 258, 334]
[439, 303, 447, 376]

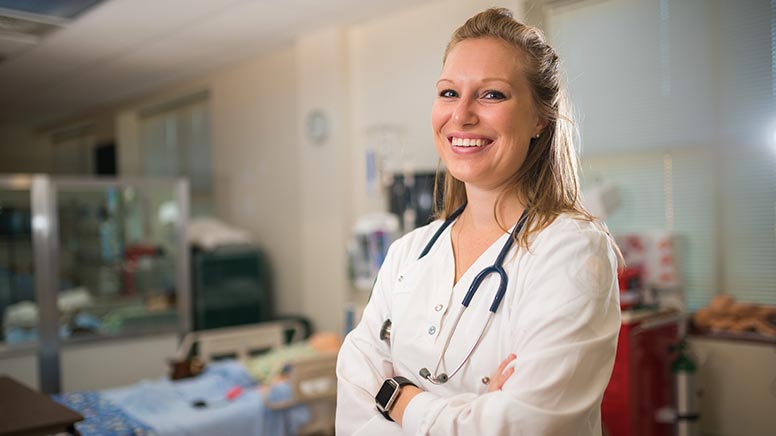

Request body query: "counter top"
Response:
[621, 307, 683, 325]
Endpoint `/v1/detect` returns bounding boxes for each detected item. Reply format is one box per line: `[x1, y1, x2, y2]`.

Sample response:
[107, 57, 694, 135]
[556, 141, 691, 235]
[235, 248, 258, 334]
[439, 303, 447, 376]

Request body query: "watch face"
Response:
[375, 379, 400, 412]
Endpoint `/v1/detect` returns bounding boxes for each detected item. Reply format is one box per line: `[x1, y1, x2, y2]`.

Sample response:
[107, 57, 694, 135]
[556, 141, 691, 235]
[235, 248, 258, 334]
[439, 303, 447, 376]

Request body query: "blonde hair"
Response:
[434, 7, 593, 247]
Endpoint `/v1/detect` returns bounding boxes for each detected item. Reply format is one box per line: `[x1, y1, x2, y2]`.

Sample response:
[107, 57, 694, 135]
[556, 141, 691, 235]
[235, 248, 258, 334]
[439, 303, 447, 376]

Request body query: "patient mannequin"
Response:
[693, 294, 776, 337]
[307, 332, 343, 352]
[243, 332, 342, 385]
[170, 332, 342, 382]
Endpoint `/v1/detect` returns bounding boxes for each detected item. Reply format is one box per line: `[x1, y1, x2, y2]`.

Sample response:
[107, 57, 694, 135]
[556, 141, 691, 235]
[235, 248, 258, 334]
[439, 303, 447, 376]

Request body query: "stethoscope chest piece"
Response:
[379, 319, 392, 343]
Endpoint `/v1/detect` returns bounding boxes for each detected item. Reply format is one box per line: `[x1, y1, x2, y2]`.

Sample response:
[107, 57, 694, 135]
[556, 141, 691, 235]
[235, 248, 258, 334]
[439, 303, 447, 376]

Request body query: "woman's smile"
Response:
[447, 133, 494, 154]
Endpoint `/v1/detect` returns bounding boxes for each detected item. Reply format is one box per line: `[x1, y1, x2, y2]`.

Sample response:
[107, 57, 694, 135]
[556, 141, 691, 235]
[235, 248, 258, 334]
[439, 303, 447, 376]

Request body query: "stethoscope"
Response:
[381, 203, 528, 385]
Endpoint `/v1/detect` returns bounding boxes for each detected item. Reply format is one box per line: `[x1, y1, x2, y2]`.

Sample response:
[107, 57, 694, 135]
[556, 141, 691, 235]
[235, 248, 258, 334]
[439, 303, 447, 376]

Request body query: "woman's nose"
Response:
[452, 98, 478, 126]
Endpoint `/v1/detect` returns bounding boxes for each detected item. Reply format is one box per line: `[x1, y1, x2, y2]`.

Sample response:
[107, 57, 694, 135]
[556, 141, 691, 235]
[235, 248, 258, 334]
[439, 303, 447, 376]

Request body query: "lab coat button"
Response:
[434, 304, 444, 312]
[398, 275, 404, 282]
[428, 326, 436, 335]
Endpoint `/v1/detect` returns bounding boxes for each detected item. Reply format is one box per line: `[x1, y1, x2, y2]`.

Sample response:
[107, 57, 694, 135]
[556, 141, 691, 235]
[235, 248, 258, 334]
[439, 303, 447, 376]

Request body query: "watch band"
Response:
[378, 376, 416, 421]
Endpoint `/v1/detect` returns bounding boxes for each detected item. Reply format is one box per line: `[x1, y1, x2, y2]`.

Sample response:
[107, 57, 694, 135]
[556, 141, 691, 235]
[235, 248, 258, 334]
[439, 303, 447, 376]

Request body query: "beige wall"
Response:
[210, 46, 303, 316]
[295, 27, 351, 333]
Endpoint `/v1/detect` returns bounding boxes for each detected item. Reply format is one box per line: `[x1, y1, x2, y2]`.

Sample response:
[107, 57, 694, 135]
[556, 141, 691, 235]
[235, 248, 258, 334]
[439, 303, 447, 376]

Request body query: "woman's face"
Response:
[432, 37, 544, 192]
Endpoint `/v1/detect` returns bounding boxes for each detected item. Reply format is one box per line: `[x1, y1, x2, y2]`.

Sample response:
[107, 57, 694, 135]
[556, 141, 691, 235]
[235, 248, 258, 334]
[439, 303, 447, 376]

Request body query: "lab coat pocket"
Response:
[387, 258, 430, 344]
[389, 273, 415, 325]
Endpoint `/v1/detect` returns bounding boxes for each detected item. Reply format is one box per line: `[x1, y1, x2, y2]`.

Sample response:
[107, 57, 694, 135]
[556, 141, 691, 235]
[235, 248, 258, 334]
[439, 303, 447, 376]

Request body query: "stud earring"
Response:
[533, 133, 541, 139]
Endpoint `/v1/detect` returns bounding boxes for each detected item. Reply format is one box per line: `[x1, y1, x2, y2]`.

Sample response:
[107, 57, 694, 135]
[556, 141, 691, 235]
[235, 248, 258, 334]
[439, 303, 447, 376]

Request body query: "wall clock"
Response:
[305, 109, 329, 145]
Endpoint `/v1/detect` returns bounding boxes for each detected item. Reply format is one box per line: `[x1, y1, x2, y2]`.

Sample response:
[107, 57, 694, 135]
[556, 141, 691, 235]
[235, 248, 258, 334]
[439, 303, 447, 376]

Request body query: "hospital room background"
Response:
[0, 0, 774, 435]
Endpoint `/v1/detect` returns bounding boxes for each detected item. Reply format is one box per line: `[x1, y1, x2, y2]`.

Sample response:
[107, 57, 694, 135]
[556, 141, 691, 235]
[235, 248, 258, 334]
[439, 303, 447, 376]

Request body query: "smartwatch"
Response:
[374, 376, 416, 421]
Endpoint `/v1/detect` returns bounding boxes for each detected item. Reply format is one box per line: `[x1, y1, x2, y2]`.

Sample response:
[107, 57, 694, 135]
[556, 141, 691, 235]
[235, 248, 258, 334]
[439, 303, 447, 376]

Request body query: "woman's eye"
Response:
[439, 89, 458, 98]
[482, 90, 506, 100]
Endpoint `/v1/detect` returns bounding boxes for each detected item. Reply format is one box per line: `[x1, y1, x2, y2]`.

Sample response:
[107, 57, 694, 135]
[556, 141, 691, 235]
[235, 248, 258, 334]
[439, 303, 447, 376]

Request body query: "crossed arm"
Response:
[389, 353, 517, 424]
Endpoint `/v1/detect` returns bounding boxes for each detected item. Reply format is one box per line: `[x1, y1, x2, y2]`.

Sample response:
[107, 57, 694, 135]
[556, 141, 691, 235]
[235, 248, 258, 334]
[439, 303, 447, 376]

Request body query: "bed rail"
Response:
[174, 320, 336, 435]
[175, 319, 306, 362]
[263, 350, 338, 410]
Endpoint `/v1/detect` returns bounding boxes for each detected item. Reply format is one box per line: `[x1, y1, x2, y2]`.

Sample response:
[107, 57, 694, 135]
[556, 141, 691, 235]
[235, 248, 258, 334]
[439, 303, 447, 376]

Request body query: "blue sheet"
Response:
[53, 391, 154, 436]
[60, 361, 310, 436]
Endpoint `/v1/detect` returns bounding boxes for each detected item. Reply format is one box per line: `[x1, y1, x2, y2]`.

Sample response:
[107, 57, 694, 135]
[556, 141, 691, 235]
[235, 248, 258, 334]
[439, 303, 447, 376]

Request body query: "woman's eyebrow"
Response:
[481, 78, 512, 85]
[436, 78, 513, 86]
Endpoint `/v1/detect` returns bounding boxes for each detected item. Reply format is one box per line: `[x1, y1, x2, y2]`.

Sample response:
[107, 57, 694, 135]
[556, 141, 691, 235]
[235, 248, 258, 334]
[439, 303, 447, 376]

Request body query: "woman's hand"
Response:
[388, 384, 423, 425]
[487, 353, 516, 392]
[388, 354, 516, 425]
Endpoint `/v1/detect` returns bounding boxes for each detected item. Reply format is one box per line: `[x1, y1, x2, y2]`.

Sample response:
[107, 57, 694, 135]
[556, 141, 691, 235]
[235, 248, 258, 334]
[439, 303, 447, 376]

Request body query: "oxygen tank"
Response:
[673, 340, 700, 436]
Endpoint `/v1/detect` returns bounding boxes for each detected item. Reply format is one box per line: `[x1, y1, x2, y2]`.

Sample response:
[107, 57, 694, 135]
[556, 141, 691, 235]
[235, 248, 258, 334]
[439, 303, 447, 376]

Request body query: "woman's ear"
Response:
[534, 118, 549, 137]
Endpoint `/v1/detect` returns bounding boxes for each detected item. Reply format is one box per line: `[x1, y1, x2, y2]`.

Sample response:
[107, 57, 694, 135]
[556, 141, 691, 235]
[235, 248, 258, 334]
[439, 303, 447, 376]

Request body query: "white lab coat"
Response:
[336, 214, 621, 436]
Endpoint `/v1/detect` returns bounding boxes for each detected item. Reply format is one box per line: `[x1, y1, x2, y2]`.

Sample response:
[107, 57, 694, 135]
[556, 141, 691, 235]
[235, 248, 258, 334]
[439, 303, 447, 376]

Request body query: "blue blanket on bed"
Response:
[52, 391, 154, 436]
[56, 361, 311, 436]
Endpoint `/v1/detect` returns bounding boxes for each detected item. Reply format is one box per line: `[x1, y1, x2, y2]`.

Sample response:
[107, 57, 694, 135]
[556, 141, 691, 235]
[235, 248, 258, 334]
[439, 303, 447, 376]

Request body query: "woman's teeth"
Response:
[451, 137, 488, 147]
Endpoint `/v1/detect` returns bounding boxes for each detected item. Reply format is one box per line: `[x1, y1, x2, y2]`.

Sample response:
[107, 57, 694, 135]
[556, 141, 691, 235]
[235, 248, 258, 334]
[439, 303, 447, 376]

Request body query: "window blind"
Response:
[582, 149, 716, 309]
[720, 146, 776, 305]
[550, 0, 776, 306]
[546, 0, 716, 154]
[138, 92, 213, 216]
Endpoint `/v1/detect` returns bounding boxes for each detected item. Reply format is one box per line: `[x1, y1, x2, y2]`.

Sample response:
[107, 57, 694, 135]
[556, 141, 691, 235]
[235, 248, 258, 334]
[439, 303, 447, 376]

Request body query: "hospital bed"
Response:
[53, 320, 338, 436]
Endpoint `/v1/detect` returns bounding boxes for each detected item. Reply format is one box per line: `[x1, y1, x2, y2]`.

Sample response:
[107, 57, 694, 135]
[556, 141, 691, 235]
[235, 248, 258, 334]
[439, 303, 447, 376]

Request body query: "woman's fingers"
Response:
[487, 354, 517, 392]
[495, 353, 514, 373]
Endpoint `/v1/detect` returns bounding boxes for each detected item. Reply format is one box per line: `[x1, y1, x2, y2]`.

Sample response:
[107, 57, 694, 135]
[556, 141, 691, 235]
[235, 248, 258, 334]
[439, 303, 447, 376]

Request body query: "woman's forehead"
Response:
[441, 37, 527, 84]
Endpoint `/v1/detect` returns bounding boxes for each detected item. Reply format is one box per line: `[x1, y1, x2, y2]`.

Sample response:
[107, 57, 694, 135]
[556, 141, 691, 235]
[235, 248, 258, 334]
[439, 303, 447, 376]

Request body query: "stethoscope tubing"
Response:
[426, 309, 496, 385]
[415, 204, 529, 385]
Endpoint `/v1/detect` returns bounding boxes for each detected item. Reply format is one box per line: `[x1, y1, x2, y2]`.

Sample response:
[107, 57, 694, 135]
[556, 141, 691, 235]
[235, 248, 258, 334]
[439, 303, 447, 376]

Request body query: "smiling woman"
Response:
[336, 7, 621, 436]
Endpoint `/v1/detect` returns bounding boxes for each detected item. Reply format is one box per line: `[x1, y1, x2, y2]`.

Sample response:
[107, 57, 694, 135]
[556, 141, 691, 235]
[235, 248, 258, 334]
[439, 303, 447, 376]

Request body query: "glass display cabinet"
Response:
[0, 177, 36, 345]
[0, 175, 190, 393]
